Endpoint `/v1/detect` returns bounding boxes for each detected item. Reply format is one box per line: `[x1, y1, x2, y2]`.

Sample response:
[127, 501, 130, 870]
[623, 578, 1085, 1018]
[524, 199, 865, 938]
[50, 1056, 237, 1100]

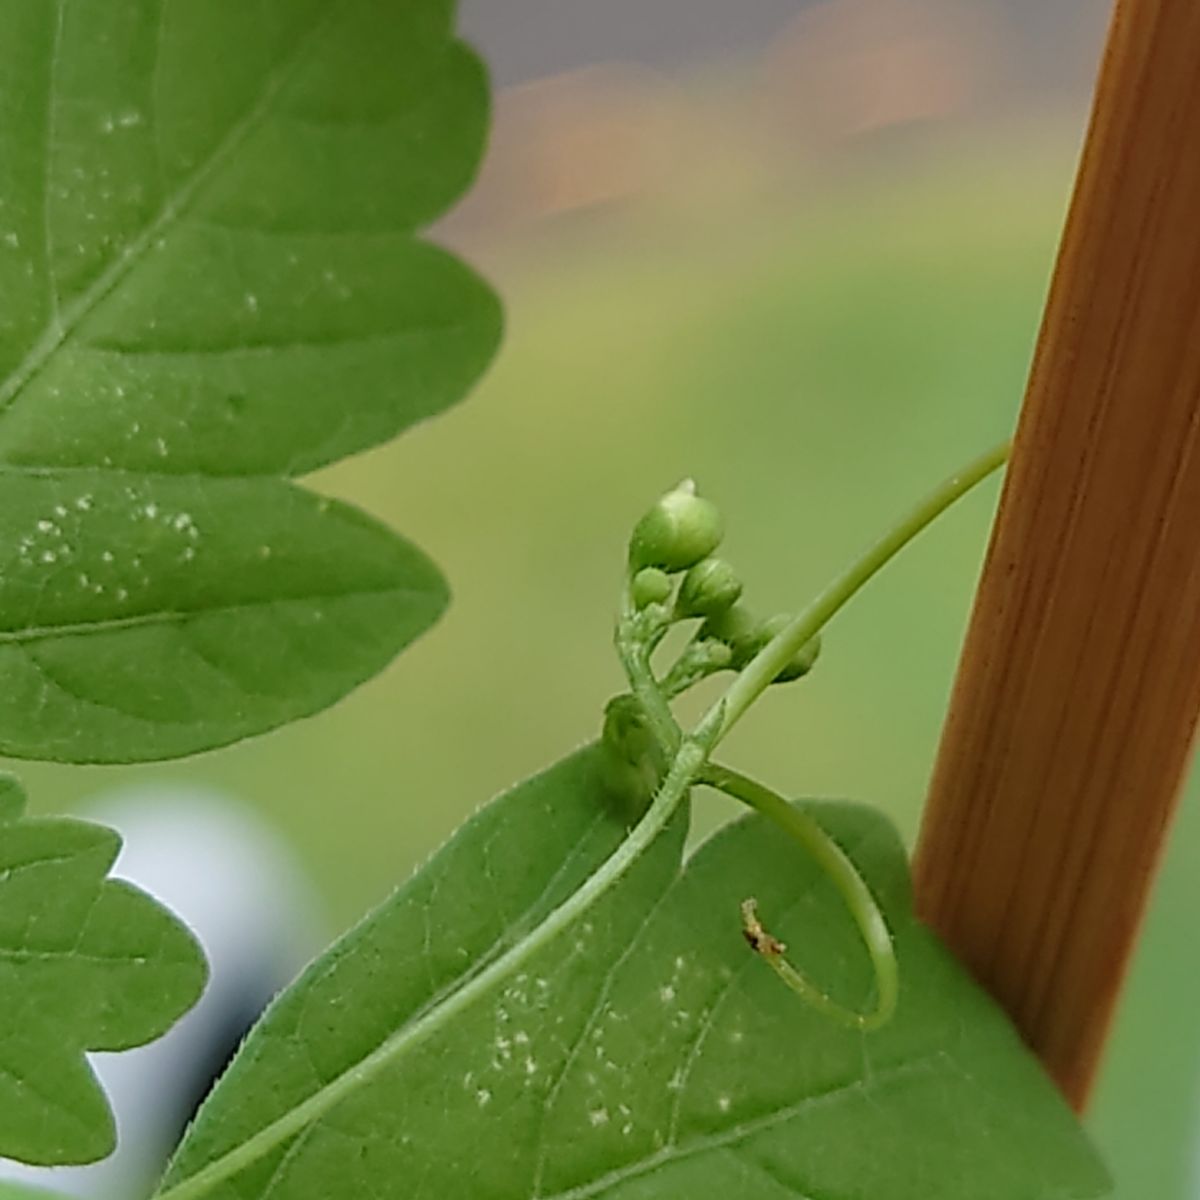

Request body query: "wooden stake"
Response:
[913, 0, 1200, 1109]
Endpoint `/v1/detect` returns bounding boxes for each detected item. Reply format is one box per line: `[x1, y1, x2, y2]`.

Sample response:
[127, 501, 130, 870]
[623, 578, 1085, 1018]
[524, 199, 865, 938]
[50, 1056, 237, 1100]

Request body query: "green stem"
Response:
[615, 589, 682, 754]
[659, 635, 732, 701]
[701, 761, 898, 1030]
[154, 738, 707, 1200]
[706, 437, 1011, 746]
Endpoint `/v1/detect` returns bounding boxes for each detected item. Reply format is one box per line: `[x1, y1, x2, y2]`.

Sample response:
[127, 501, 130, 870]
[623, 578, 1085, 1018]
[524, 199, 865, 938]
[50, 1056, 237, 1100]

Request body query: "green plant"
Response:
[0, 4, 1114, 1198]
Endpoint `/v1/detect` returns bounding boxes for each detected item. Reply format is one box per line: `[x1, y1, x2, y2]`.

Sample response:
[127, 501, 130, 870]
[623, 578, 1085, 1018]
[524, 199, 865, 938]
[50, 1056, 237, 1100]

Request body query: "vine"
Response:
[151, 439, 1010, 1199]
[609, 437, 1010, 1028]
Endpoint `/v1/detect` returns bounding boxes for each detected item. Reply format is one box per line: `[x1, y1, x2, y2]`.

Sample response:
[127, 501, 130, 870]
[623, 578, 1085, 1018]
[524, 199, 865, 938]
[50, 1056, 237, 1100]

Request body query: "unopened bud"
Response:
[629, 481, 723, 573]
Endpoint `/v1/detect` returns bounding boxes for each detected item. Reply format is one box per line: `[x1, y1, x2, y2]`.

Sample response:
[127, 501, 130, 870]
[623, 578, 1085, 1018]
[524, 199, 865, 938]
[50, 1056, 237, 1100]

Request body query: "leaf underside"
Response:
[0, 0, 500, 761]
[0, 779, 207, 1167]
[162, 747, 1110, 1200]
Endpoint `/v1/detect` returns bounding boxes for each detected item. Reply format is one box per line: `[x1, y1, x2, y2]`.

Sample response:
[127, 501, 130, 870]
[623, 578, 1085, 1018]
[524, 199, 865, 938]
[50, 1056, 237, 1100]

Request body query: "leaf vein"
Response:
[538, 1055, 942, 1200]
[40, 0, 65, 326]
[0, 2, 343, 419]
[0, 583, 426, 648]
[80, 319, 473, 359]
[531, 880, 681, 1196]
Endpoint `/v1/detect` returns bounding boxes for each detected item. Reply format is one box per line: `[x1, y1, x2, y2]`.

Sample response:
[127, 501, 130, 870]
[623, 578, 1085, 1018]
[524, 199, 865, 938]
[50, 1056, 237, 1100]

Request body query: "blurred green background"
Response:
[9, 2, 1198, 1196]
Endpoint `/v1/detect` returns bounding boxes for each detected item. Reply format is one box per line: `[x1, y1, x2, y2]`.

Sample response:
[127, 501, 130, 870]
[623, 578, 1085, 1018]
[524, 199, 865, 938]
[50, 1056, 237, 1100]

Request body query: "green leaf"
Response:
[158, 749, 1109, 1200]
[0, 0, 500, 762]
[0, 1185, 72, 1200]
[0, 774, 207, 1166]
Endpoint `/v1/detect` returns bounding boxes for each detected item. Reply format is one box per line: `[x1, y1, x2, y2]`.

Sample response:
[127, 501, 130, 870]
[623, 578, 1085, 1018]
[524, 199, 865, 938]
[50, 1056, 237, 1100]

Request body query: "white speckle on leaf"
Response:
[75, 495, 93, 512]
[658, 985, 676, 1004]
[101, 551, 115, 564]
[588, 1108, 609, 1128]
[40, 550, 56, 564]
[717, 1095, 731, 1113]
[36, 520, 57, 535]
[475, 1089, 492, 1108]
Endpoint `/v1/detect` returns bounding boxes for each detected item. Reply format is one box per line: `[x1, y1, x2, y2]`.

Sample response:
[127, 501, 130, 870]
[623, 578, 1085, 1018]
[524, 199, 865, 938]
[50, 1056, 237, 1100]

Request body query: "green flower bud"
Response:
[759, 613, 792, 644]
[631, 567, 672, 610]
[600, 695, 663, 821]
[776, 632, 822, 681]
[701, 602, 766, 666]
[676, 557, 742, 618]
[698, 638, 734, 671]
[629, 481, 723, 573]
[758, 614, 822, 682]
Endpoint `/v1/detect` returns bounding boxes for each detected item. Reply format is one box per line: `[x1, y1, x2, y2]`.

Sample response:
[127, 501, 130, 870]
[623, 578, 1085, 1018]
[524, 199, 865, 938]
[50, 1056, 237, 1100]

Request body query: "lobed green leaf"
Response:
[0, 776, 207, 1166]
[0, 0, 500, 761]
[160, 748, 1110, 1200]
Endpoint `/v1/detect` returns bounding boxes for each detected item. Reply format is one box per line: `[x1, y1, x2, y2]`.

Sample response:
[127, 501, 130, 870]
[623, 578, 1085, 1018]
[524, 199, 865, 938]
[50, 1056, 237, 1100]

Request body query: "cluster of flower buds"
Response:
[627, 482, 821, 685]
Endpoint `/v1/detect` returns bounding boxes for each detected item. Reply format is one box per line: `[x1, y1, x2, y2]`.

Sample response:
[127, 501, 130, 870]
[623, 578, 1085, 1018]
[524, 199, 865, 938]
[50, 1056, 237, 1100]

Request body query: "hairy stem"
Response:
[615, 590, 682, 753]
[706, 437, 1011, 746]
[155, 738, 707, 1200]
[702, 761, 898, 1030]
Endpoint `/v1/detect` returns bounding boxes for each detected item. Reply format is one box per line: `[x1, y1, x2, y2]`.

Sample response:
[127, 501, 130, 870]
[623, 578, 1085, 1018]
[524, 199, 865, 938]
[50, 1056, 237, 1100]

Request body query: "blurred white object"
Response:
[0, 787, 324, 1199]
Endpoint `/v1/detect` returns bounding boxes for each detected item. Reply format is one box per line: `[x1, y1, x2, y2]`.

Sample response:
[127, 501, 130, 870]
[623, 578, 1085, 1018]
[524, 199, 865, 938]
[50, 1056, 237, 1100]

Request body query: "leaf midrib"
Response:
[0, 581, 426, 647]
[0, 2, 342, 418]
[0, 947, 166, 967]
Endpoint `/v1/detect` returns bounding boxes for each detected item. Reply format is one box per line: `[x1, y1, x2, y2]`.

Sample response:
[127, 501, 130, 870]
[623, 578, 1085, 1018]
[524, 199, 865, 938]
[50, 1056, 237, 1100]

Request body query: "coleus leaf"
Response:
[158, 747, 1110, 1200]
[0, 774, 207, 1166]
[0, 0, 500, 762]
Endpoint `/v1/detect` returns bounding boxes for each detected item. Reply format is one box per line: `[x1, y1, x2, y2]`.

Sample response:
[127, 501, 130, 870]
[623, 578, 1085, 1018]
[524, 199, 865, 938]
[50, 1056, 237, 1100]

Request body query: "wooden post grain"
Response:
[913, 0, 1200, 1109]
